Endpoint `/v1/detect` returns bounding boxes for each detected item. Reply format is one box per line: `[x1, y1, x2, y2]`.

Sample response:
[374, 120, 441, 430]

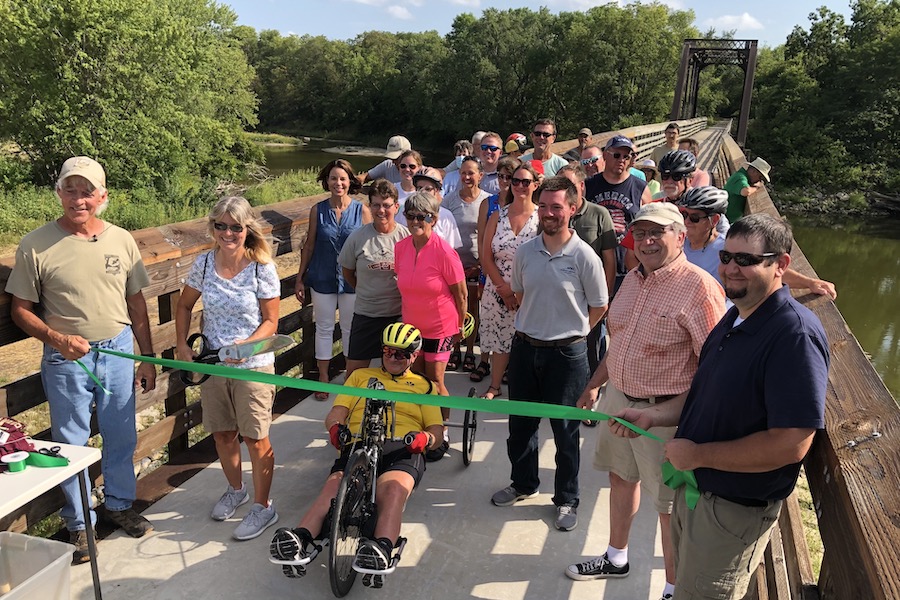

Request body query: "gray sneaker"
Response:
[555, 505, 577, 531]
[233, 501, 279, 540]
[491, 485, 537, 507]
[211, 484, 249, 521]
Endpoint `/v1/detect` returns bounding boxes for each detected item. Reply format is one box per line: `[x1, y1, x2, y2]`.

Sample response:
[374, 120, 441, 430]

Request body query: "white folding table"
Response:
[0, 440, 102, 599]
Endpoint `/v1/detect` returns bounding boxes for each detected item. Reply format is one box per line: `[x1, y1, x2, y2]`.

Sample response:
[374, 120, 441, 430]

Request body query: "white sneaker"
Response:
[233, 501, 279, 540]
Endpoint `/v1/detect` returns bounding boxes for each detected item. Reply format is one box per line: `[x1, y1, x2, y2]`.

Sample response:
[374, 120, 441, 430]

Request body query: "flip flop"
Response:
[314, 391, 329, 401]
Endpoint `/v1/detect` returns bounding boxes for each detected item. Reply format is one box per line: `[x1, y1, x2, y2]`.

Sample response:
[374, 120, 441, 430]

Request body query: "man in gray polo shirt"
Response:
[490, 176, 608, 532]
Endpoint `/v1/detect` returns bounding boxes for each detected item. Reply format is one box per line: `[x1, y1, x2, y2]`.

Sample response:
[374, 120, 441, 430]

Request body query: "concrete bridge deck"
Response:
[70, 370, 668, 600]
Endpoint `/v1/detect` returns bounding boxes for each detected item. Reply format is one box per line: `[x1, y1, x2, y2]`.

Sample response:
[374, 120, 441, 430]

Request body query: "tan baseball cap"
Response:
[57, 156, 106, 189]
[385, 135, 411, 159]
[632, 201, 684, 227]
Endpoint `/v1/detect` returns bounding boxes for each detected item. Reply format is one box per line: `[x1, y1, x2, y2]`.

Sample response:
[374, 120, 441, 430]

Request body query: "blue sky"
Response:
[222, 1, 854, 48]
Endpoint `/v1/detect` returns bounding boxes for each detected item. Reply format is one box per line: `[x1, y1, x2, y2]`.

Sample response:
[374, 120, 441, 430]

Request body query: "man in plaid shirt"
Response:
[564, 202, 725, 600]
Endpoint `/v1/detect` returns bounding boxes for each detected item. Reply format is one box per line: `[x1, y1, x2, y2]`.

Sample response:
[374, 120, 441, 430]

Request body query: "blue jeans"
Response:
[41, 326, 138, 531]
[506, 336, 589, 507]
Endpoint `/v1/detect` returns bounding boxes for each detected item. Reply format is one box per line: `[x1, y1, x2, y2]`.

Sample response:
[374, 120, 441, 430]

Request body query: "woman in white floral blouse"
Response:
[175, 196, 282, 541]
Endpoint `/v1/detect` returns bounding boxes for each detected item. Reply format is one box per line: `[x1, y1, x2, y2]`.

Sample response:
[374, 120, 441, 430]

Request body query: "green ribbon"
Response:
[662, 461, 700, 509]
[27, 451, 70, 468]
[94, 347, 699, 507]
[75, 359, 112, 396]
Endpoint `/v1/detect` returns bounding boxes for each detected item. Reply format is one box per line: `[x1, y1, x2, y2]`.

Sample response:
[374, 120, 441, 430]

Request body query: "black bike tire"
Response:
[462, 387, 477, 467]
[329, 448, 371, 597]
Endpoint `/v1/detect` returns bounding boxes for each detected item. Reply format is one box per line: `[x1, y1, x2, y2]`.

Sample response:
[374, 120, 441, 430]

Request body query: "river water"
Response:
[262, 145, 900, 400]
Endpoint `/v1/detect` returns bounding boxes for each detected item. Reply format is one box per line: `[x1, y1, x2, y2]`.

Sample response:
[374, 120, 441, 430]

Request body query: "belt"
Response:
[715, 493, 771, 508]
[623, 393, 676, 405]
[515, 332, 585, 348]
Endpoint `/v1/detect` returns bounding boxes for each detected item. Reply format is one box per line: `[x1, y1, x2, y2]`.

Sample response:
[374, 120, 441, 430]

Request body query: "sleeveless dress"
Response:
[478, 205, 539, 353]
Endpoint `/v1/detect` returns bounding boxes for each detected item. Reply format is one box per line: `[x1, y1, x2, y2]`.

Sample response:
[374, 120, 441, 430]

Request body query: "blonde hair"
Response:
[208, 196, 273, 265]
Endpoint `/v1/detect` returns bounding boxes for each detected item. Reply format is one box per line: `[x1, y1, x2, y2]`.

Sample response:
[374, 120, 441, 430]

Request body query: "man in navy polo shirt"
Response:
[609, 213, 829, 599]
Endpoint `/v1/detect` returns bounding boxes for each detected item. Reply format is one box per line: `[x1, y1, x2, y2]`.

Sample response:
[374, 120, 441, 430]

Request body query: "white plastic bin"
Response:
[0, 532, 73, 599]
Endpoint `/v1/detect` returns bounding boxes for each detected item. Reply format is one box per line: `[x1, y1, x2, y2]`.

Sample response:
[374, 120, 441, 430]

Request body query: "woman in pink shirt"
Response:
[394, 191, 466, 460]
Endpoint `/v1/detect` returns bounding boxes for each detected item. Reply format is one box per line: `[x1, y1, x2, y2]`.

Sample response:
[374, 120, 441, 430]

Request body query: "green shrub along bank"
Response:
[0, 169, 322, 250]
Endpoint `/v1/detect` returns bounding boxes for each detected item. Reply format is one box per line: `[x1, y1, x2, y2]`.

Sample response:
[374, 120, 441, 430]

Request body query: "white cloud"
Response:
[349, 0, 384, 5]
[450, 0, 480, 7]
[704, 12, 764, 31]
[387, 5, 414, 19]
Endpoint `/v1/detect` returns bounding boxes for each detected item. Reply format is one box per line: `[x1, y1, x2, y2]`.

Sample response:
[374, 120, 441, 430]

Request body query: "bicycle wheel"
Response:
[462, 387, 477, 467]
[329, 449, 372, 597]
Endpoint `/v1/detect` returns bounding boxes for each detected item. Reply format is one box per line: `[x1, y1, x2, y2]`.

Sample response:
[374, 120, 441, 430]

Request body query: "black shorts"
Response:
[330, 441, 426, 488]
[346, 314, 401, 361]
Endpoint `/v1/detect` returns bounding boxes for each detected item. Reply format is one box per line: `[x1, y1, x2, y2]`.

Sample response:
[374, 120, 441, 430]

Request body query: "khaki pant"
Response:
[200, 365, 276, 439]
[672, 489, 781, 599]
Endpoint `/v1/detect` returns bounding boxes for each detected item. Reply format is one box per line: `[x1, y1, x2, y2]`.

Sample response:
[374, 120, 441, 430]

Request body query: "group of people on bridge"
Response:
[4, 119, 834, 599]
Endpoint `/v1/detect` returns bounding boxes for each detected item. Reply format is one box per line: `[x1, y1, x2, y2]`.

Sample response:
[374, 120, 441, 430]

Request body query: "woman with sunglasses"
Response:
[394, 191, 467, 460]
[296, 159, 372, 400]
[175, 196, 282, 541]
[395, 149, 422, 204]
[472, 156, 521, 382]
[477, 162, 541, 399]
[442, 156, 490, 372]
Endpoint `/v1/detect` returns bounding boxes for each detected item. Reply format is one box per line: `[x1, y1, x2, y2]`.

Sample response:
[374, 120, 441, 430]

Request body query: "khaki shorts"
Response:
[200, 365, 276, 439]
[593, 382, 677, 513]
[672, 490, 781, 599]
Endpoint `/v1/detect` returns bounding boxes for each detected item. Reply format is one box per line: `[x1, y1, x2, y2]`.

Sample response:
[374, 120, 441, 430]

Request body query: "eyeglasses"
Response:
[718, 250, 777, 267]
[607, 151, 634, 160]
[213, 222, 244, 233]
[497, 173, 512, 182]
[661, 173, 687, 182]
[631, 226, 672, 241]
[580, 156, 601, 166]
[578, 133, 590, 138]
[383, 346, 413, 360]
[532, 131, 554, 138]
[370, 201, 396, 211]
[461, 155, 481, 165]
[399, 163, 419, 170]
[480, 145, 500, 152]
[405, 212, 435, 223]
[510, 177, 534, 187]
[679, 211, 709, 224]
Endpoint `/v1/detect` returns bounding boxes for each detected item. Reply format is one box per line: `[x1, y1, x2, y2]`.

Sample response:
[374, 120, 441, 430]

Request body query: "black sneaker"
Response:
[565, 553, 629, 580]
[100, 506, 153, 538]
[270, 527, 316, 578]
[69, 529, 97, 565]
[355, 538, 391, 572]
[425, 439, 449, 462]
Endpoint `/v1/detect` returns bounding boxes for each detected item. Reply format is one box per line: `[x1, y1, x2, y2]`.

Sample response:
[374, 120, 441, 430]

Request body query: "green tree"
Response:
[0, 0, 259, 188]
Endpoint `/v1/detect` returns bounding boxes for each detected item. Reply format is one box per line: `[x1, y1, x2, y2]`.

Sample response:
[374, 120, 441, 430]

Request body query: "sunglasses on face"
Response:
[679, 211, 709, 223]
[480, 144, 500, 152]
[661, 172, 687, 182]
[580, 156, 601, 166]
[497, 173, 512, 182]
[532, 131, 554, 138]
[607, 151, 634, 160]
[213, 222, 244, 233]
[511, 177, 534, 187]
[405, 212, 435, 223]
[399, 163, 419, 170]
[383, 346, 413, 360]
[370, 201, 396, 211]
[718, 250, 778, 267]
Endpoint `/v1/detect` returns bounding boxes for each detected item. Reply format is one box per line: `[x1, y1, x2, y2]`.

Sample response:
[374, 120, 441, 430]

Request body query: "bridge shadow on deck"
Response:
[70, 370, 667, 600]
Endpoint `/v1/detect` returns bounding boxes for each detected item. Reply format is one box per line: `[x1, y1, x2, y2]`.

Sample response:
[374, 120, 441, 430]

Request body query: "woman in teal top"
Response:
[296, 159, 372, 399]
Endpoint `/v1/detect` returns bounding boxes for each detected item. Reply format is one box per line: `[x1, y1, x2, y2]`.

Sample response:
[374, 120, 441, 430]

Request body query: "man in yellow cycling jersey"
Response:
[269, 323, 443, 586]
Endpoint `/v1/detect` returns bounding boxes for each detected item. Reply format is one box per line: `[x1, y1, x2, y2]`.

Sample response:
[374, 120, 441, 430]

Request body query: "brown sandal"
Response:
[469, 361, 490, 382]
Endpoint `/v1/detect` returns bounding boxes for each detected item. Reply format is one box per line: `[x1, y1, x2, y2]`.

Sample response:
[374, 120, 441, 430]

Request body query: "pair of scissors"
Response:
[180, 333, 218, 386]
[37, 445, 62, 458]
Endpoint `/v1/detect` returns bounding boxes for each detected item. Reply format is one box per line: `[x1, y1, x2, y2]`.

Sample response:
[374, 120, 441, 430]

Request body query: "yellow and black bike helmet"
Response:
[383, 322, 423, 352]
[462, 312, 476, 340]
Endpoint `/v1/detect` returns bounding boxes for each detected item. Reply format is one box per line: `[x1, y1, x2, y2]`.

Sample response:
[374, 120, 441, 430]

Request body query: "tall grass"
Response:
[0, 170, 322, 247]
